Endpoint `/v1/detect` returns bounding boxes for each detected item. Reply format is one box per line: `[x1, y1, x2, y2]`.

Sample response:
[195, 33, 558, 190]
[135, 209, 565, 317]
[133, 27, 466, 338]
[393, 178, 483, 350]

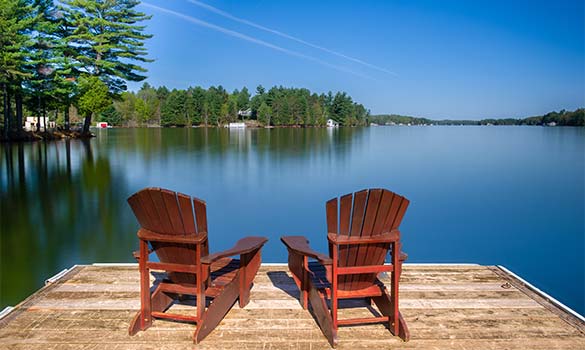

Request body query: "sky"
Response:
[132, 0, 585, 119]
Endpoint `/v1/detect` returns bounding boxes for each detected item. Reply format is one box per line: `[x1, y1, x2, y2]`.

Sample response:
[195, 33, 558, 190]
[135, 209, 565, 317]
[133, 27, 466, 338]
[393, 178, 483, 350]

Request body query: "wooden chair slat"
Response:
[161, 189, 185, 234]
[135, 188, 163, 232]
[371, 190, 395, 236]
[361, 189, 383, 238]
[337, 193, 354, 287]
[127, 193, 149, 229]
[391, 196, 410, 230]
[178, 193, 197, 234]
[338, 193, 353, 236]
[149, 189, 174, 234]
[349, 190, 368, 237]
[370, 195, 408, 267]
[193, 198, 208, 234]
[343, 190, 368, 289]
[326, 198, 338, 258]
[383, 193, 405, 233]
[326, 198, 338, 234]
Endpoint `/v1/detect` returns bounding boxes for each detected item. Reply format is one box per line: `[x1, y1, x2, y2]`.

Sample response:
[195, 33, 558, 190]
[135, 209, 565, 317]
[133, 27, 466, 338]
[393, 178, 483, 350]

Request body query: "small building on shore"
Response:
[24, 117, 55, 131]
[238, 109, 252, 118]
[326, 119, 339, 127]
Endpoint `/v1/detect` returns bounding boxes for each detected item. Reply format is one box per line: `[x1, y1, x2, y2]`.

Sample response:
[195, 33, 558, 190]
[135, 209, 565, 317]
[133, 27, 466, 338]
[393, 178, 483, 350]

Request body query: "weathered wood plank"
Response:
[0, 264, 583, 349]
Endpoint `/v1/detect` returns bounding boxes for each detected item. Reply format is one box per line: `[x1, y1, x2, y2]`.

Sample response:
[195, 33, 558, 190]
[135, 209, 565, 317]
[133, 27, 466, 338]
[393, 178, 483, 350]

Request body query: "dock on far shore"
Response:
[0, 263, 583, 349]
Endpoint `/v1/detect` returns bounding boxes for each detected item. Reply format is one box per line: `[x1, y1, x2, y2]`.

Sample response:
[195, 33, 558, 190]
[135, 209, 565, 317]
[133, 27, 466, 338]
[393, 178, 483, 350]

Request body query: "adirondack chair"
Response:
[127, 187, 267, 343]
[281, 188, 410, 347]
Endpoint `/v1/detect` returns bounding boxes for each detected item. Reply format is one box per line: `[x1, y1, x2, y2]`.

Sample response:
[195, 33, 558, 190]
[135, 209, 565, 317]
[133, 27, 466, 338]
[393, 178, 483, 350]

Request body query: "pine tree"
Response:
[0, 0, 35, 137]
[257, 101, 271, 126]
[59, 0, 152, 134]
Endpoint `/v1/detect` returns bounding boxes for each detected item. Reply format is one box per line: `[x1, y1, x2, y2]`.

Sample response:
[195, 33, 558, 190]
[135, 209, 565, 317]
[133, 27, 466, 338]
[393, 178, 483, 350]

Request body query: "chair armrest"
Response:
[327, 229, 400, 245]
[201, 236, 268, 265]
[137, 228, 207, 244]
[280, 236, 332, 265]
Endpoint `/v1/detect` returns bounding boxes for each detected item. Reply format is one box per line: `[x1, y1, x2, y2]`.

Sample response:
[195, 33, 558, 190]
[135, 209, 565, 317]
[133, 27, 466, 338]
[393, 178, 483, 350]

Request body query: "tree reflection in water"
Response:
[0, 139, 135, 308]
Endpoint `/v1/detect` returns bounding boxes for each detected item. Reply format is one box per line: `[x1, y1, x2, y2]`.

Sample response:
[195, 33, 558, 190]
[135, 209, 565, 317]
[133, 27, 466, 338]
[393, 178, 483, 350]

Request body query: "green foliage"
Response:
[98, 105, 122, 125]
[113, 91, 137, 125]
[0, 0, 34, 84]
[109, 84, 369, 127]
[370, 109, 585, 127]
[257, 101, 271, 126]
[161, 89, 189, 126]
[1, 0, 152, 137]
[135, 83, 159, 125]
[77, 75, 110, 116]
[58, 0, 153, 94]
[187, 86, 206, 125]
[236, 87, 250, 112]
[205, 85, 228, 125]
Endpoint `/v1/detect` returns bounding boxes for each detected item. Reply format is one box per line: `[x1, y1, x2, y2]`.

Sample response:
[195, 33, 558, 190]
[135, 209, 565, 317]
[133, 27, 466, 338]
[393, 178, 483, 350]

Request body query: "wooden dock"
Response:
[1, 264, 583, 349]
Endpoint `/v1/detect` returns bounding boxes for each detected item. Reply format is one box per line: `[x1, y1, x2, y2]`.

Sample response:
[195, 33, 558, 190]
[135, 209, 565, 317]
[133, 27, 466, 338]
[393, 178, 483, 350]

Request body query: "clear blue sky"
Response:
[133, 0, 585, 119]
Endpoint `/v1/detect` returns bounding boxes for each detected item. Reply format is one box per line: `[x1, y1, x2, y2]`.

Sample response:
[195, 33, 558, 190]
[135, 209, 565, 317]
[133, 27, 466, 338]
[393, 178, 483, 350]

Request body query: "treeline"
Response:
[102, 84, 369, 127]
[370, 109, 585, 126]
[0, 0, 151, 140]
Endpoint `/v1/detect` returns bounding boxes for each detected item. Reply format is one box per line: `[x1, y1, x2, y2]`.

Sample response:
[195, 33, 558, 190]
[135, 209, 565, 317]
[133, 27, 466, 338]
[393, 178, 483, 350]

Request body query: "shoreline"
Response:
[0, 123, 581, 143]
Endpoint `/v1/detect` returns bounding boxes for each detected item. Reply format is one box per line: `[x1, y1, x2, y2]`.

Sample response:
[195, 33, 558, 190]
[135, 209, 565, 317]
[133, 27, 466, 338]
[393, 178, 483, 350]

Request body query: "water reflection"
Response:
[0, 140, 135, 308]
[92, 127, 365, 159]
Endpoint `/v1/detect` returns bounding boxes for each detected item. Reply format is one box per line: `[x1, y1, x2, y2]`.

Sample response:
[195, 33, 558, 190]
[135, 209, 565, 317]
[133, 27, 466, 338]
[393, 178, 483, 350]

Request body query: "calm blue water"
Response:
[1, 126, 583, 315]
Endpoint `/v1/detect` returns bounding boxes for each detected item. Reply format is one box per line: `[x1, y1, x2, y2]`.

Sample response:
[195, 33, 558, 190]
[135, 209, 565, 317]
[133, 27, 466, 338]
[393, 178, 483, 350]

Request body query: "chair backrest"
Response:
[326, 189, 409, 291]
[127, 188, 209, 281]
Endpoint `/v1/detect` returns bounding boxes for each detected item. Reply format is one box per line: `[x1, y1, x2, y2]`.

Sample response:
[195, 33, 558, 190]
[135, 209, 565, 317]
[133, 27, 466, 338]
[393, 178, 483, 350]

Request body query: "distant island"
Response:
[369, 109, 584, 127]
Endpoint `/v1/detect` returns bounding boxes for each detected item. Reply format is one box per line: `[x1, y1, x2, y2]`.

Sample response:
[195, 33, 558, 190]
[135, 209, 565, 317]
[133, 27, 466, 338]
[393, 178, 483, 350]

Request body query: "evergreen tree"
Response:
[0, 0, 35, 137]
[236, 86, 250, 113]
[77, 75, 111, 124]
[187, 86, 206, 125]
[257, 101, 271, 126]
[136, 83, 159, 125]
[114, 91, 137, 125]
[59, 0, 152, 134]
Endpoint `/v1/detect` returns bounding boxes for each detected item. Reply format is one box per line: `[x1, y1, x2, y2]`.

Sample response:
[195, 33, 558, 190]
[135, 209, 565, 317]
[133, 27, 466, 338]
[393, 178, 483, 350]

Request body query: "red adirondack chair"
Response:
[127, 187, 267, 343]
[281, 188, 410, 347]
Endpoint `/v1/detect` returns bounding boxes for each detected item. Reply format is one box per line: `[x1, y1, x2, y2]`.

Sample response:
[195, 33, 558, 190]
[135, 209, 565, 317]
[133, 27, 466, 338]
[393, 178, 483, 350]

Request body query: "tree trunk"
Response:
[82, 111, 92, 135]
[42, 99, 47, 131]
[64, 104, 70, 131]
[15, 92, 23, 132]
[36, 95, 41, 132]
[2, 83, 9, 139]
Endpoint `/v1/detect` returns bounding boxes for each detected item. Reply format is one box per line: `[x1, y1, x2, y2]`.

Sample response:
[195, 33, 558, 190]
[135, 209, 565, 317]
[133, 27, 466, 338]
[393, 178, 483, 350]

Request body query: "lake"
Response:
[1, 126, 583, 315]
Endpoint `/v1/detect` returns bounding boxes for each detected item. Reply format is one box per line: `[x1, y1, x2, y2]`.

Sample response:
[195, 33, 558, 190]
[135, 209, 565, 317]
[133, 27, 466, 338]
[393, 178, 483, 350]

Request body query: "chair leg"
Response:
[194, 272, 240, 344]
[287, 252, 308, 309]
[129, 239, 153, 336]
[372, 290, 410, 341]
[308, 285, 338, 348]
[239, 249, 261, 308]
[128, 311, 143, 336]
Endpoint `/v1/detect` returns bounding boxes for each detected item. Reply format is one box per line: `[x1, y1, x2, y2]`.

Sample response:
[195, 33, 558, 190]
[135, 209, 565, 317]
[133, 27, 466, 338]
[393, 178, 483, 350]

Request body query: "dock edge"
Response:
[496, 265, 585, 325]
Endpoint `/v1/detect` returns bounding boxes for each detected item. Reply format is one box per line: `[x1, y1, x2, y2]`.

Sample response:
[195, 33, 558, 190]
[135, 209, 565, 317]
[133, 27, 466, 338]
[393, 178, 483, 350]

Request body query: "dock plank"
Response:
[0, 264, 583, 349]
